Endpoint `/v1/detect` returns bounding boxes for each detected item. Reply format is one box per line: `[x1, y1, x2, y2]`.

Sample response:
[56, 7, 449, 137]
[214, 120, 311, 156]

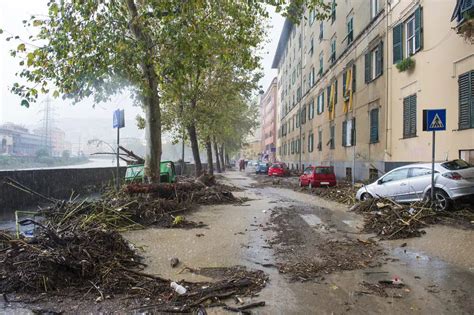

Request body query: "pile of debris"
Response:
[40, 176, 244, 231]
[307, 182, 357, 205]
[0, 223, 267, 312]
[351, 198, 474, 240]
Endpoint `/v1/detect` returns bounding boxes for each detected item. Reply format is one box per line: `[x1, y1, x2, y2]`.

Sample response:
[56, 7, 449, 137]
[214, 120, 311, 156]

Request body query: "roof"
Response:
[271, 19, 294, 69]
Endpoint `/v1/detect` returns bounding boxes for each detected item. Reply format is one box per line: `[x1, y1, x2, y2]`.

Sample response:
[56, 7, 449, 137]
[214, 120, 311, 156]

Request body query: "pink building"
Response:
[260, 77, 278, 161]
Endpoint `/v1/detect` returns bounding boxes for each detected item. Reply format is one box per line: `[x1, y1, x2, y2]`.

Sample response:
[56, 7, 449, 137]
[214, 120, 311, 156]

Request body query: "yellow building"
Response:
[273, 0, 474, 181]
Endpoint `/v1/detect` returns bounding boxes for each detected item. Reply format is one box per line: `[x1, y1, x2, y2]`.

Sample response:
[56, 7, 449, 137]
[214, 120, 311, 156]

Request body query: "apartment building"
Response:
[273, 0, 474, 181]
[260, 77, 278, 161]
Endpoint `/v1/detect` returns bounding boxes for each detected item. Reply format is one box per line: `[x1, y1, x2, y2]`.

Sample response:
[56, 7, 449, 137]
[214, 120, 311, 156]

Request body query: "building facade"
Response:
[0, 123, 43, 156]
[273, 0, 474, 181]
[260, 77, 278, 161]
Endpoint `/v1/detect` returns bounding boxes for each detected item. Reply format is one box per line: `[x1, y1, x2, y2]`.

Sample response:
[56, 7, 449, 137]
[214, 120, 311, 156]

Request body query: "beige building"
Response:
[273, 0, 474, 181]
[260, 77, 278, 161]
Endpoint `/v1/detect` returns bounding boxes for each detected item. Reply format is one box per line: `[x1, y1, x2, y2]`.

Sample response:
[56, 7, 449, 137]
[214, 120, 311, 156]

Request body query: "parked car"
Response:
[255, 162, 269, 174]
[299, 166, 337, 188]
[268, 162, 290, 176]
[355, 159, 474, 211]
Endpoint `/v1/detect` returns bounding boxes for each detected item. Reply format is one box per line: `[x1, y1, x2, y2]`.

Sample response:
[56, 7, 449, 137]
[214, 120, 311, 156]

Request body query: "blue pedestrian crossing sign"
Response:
[113, 109, 125, 129]
[423, 109, 446, 131]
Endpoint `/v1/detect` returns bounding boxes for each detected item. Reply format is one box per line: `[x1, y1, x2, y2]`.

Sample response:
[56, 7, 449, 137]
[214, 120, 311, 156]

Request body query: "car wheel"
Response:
[432, 189, 451, 211]
[361, 193, 373, 201]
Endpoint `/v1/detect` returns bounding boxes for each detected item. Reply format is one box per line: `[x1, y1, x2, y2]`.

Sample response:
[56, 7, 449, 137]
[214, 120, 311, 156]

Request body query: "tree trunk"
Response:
[127, 0, 161, 183]
[219, 143, 225, 172]
[206, 139, 214, 176]
[213, 138, 221, 173]
[187, 123, 202, 176]
[225, 153, 230, 166]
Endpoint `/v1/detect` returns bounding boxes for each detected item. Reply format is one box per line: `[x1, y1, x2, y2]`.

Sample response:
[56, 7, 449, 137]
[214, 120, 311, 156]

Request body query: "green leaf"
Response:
[21, 99, 30, 108]
[17, 43, 26, 52]
[33, 20, 43, 27]
[27, 52, 34, 66]
[53, 90, 60, 98]
[0, 29, 3, 34]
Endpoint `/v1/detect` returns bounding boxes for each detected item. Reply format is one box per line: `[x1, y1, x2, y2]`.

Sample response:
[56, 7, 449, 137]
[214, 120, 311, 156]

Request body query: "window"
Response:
[393, 6, 422, 64]
[409, 168, 433, 178]
[369, 168, 378, 181]
[330, 37, 336, 64]
[403, 94, 417, 138]
[319, 53, 324, 76]
[298, 33, 302, 49]
[296, 110, 300, 128]
[458, 70, 474, 129]
[309, 66, 315, 87]
[309, 9, 316, 25]
[406, 16, 416, 56]
[319, 21, 324, 41]
[318, 128, 322, 151]
[309, 37, 314, 56]
[381, 168, 409, 183]
[346, 167, 352, 182]
[343, 64, 356, 98]
[308, 133, 314, 152]
[370, 108, 379, 143]
[309, 99, 315, 120]
[347, 17, 353, 45]
[317, 92, 324, 114]
[329, 124, 335, 149]
[371, 0, 379, 19]
[365, 42, 383, 83]
[331, 0, 336, 23]
[342, 118, 356, 147]
[301, 105, 306, 125]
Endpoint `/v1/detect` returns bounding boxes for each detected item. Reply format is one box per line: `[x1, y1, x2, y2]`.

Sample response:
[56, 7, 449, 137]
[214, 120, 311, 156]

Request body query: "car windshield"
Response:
[272, 164, 282, 168]
[315, 167, 333, 174]
[441, 159, 471, 170]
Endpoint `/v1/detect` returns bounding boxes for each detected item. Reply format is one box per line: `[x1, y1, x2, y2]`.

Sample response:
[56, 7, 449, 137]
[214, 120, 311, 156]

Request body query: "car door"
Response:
[374, 168, 410, 201]
[406, 167, 433, 201]
[302, 167, 312, 185]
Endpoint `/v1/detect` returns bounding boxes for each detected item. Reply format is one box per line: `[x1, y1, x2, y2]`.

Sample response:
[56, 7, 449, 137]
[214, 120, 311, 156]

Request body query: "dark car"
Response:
[299, 166, 337, 188]
[268, 162, 290, 176]
[255, 162, 269, 174]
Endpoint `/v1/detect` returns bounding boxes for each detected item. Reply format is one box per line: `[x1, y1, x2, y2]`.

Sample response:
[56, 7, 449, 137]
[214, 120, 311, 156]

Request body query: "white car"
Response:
[356, 159, 474, 210]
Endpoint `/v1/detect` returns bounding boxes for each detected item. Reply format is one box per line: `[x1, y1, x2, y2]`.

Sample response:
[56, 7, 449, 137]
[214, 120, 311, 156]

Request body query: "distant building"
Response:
[34, 127, 67, 157]
[0, 123, 43, 156]
[260, 77, 278, 162]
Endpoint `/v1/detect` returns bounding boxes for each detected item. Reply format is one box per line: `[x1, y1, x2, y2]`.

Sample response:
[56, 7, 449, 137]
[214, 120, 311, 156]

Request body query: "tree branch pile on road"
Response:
[351, 198, 474, 240]
[0, 225, 267, 312]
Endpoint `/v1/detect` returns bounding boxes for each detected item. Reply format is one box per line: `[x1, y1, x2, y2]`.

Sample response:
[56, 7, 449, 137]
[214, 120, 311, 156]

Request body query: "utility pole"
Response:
[39, 96, 55, 156]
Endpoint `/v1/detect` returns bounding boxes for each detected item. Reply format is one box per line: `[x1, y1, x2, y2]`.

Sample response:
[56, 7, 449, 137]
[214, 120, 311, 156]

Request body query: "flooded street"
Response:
[123, 171, 474, 314]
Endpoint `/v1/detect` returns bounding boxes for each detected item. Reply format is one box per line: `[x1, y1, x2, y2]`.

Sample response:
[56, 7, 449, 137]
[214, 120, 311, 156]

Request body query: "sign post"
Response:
[113, 109, 125, 190]
[422, 109, 446, 207]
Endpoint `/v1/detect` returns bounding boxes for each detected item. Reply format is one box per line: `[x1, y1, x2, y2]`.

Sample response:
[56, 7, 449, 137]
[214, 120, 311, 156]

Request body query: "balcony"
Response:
[452, 0, 474, 43]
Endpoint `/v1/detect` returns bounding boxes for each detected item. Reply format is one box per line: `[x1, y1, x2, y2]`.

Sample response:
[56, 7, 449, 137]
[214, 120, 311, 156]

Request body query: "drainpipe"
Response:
[384, 0, 391, 168]
[298, 18, 305, 171]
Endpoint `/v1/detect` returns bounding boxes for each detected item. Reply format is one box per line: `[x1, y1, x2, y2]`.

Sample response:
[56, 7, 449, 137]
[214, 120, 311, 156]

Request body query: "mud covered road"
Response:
[2, 171, 472, 314]
[124, 171, 474, 314]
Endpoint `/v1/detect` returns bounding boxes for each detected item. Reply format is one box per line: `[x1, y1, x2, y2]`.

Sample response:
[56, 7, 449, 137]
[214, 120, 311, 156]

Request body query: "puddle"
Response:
[299, 214, 322, 226]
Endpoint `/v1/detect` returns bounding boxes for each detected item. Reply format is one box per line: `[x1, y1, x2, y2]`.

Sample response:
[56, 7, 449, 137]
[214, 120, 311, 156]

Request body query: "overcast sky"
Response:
[0, 1, 284, 132]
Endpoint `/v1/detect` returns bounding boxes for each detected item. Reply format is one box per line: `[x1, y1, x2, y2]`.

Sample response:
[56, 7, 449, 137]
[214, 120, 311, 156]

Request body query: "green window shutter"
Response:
[342, 121, 347, 146]
[342, 71, 347, 95]
[409, 95, 417, 136]
[393, 23, 403, 64]
[332, 125, 335, 148]
[365, 52, 371, 83]
[458, 71, 473, 129]
[352, 118, 356, 145]
[352, 64, 356, 92]
[403, 97, 410, 137]
[335, 79, 338, 103]
[370, 108, 379, 143]
[327, 86, 331, 104]
[322, 91, 324, 112]
[376, 41, 383, 76]
[415, 6, 423, 52]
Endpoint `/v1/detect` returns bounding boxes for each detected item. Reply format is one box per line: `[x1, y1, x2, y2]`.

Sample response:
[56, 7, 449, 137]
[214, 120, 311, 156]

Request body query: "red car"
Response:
[268, 162, 290, 176]
[299, 166, 337, 188]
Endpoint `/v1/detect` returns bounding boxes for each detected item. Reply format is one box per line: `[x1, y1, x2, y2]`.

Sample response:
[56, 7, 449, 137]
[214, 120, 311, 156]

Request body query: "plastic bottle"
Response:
[170, 282, 187, 295]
